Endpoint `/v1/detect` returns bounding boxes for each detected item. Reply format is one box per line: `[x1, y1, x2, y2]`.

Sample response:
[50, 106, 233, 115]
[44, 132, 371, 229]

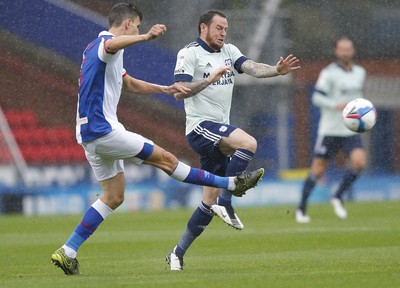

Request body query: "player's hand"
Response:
[207, 66, 231, 84]
[146, 24, 167, 40]
[276, 54, 300, 75]
[164, 82, 191, 95]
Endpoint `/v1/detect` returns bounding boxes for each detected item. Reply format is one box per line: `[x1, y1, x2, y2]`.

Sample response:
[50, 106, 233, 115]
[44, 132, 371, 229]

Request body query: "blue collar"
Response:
[196, 37, 221, 53]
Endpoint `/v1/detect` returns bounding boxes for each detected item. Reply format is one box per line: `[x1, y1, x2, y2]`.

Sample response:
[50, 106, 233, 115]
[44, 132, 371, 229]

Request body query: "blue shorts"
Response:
[186, 121, 237, 176]
[313, 134, 364, 159]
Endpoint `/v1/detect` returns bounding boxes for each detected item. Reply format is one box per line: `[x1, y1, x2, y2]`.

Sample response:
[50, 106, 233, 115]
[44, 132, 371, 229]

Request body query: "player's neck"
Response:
[338, 60, 353, 71]
[109, 26, 124, 37]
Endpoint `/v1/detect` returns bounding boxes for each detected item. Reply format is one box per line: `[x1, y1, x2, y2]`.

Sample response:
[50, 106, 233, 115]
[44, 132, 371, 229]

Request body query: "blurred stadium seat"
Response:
[4, 110, 38, 130]
[5, 110, 85, 164]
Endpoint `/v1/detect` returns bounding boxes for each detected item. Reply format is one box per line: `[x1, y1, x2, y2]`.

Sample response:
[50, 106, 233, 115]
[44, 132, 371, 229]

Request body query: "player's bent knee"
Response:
[311, 159, 327, 175]
[311, 165, 327, 178]
[249, 137, 257, 151]
[350, 151, 367, 171]
[241, 136, 257, 152]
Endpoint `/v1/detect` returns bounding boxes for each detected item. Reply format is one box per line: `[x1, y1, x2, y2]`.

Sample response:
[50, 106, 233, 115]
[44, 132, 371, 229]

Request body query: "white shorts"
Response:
[82, 129, 154, 181]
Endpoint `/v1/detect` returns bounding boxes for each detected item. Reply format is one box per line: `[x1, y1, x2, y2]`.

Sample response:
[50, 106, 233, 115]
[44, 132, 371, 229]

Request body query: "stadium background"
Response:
[0, 0, 399, 215]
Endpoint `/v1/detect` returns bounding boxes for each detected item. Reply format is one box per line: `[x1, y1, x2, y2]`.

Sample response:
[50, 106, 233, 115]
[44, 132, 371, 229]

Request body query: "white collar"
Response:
[98, 31, 114, 37]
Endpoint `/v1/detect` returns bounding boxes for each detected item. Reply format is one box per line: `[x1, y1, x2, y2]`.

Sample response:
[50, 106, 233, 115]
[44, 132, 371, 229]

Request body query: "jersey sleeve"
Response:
[312, 68, 336, 108]
[98, 36, 115, 63]
[228, 44, 248, 74]
[174, 48, 196, 82]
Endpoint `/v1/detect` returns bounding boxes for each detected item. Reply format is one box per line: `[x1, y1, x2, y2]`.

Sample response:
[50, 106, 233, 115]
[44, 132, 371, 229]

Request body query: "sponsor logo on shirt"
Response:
[202, 70, 235, 86]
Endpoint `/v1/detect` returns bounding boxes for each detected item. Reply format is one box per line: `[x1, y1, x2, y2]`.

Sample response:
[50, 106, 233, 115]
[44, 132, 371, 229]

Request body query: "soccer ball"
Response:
[342, 98, 377, 133]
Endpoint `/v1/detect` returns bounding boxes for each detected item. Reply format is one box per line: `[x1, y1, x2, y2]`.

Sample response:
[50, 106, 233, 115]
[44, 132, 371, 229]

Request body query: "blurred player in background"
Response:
[296, 37, 367, 223]
[51, 3, 264, 275]
[166, 10, 300, 270]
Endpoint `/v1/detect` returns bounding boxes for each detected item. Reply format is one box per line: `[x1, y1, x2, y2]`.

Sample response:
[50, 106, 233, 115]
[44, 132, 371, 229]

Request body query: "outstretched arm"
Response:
[241, 54, 300, 78]
[174, 66, 231, 100]
[105, 24, 167, 53]
[123, 74, 190, 95]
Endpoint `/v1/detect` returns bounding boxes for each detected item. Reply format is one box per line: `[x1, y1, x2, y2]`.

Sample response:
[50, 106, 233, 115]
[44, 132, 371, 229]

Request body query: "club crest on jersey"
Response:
[219, 125, 228, 132]
[224, 58, 232, 67]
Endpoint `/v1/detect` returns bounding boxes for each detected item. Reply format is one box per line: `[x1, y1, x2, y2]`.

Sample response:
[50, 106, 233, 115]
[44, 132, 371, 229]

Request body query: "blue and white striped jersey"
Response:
[76, 31, 126, 144]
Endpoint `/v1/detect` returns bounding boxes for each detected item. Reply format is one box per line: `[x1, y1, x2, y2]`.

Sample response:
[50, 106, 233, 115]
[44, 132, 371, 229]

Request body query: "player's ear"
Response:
[124, 18, 131, 30]
[200, 23, 207, 34]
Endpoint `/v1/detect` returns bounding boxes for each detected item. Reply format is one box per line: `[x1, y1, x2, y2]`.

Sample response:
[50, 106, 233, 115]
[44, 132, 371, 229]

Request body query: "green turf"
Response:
[0, 201, 399, 288]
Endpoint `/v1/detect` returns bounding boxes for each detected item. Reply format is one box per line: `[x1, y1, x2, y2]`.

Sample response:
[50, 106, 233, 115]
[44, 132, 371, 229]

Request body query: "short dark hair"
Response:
[108, 3, 143, 28]
[198, 10, 227, 35]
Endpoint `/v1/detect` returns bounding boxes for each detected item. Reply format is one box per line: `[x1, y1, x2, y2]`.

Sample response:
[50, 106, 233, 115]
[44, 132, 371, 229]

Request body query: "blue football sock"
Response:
[218, 148, 254, 204]
[174, 202, 213, 258]
[171, 162, 230, 189]
[185, 168, 229, 188]
[65, 199, 112, 254]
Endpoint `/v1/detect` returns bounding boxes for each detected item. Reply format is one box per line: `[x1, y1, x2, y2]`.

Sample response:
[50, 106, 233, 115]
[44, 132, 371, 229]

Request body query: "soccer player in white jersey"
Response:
[295, 37, 367, 223]
[50, 4, 264, 275]
[166, 10, 300, 270]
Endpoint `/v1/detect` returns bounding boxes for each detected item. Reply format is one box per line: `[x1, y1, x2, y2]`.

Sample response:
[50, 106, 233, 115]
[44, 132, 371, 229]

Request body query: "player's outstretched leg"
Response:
[170, 162, 264, 194]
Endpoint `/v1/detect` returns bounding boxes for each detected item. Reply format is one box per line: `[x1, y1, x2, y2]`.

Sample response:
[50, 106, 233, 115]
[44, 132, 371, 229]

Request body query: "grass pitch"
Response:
[0, 201, 399, 288]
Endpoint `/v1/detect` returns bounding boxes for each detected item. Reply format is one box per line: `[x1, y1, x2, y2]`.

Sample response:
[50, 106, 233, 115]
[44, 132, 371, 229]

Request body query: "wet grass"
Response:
[0, 201, 399, 288]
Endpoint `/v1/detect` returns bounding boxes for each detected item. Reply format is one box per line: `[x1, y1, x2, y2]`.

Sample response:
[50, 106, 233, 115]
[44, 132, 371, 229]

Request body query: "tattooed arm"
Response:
[241, 60, 280, 78]
[241, 54, 300, 78]
[174, 66, 231, 100]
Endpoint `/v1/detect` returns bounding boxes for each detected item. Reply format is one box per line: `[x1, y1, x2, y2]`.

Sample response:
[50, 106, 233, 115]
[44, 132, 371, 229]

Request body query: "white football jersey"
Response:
[174, 38, 248, 135]
[312, 62, 366, 136]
